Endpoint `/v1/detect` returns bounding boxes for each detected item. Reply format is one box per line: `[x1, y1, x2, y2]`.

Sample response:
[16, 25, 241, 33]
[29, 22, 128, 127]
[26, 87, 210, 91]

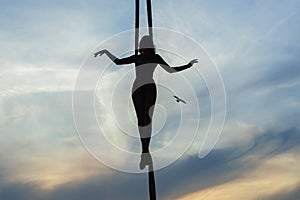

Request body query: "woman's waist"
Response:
[132, 79, 156, 90]
[133, 78, 155, 84]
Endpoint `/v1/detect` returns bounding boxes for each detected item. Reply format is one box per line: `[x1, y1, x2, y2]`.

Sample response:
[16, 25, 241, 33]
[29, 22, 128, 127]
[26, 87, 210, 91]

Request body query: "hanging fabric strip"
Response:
[135, 0, 140, 55]
[146, 0, 153, 39]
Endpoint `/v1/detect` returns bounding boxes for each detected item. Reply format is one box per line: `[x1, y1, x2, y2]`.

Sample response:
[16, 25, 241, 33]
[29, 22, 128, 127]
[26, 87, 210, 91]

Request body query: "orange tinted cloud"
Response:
[178, 149, 300, 200]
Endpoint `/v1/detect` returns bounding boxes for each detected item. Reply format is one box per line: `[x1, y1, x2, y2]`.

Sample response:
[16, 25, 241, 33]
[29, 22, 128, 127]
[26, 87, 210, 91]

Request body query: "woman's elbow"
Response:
[164, 67, 177, 73]
[114, 59, 122, 65]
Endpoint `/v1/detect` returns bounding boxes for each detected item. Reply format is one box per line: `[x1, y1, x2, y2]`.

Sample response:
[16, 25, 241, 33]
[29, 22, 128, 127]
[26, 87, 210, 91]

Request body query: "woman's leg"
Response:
[132, 84, 157, 153]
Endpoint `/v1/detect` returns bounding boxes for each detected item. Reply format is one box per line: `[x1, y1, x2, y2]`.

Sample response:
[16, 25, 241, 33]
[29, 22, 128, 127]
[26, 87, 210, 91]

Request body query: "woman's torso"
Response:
[133, 54, 158, 90]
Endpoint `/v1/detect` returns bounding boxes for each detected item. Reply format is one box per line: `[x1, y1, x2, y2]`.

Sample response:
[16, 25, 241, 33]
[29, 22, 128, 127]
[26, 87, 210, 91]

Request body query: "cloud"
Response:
[264, 184, 300, 200]
[1, 147, 246, 200]
[176, 128, 300, 200]
[0, 66, 77, 99]
[0, 0, 135, 68]
[0, 182, 42, 200]
[178, 152, 300, 200]
[1, 125, 300, 200]
[1, 0, 300, 199]
[0, 91, 112, 190]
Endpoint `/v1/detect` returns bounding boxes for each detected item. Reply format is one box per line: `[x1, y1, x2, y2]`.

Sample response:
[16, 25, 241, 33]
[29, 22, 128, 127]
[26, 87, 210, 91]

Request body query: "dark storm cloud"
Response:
[158, 126, 300, 199]
[0, 149, 246, 200]
[264, 184, 300, 200]
[249, 127, 300, 158]
[1, 127, 299, 200]
[45, 173, 149, 200]
[0, 173, 148, 200]
[0, 182, 42, 200]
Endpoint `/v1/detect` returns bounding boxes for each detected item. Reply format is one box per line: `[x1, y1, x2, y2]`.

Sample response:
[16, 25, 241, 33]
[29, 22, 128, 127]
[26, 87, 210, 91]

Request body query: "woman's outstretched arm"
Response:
[94, 49, 136, 65]
[156, 55, 198, 73]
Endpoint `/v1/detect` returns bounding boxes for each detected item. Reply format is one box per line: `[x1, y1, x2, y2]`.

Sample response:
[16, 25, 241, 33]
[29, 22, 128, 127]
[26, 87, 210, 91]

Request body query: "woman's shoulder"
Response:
[153, 54, 164, 63]
[154, 53, 162, 60]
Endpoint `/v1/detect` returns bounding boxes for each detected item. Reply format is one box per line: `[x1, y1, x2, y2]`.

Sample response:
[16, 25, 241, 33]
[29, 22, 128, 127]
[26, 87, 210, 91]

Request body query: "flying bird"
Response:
[173, 96, 186, 104]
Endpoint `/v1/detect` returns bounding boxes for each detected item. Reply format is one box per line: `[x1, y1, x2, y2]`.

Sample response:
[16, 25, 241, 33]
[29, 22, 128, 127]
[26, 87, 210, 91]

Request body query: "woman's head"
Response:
[139, 35, 155, 54]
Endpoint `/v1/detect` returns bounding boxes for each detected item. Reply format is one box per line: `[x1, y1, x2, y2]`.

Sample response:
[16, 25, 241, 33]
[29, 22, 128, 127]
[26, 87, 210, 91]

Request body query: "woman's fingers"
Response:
[94, 50, 105, 57]
[190, 59, 199, 65]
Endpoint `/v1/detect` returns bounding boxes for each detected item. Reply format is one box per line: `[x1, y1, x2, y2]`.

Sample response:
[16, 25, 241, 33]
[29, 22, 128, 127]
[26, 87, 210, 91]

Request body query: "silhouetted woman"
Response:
[94, 35, 198, 156]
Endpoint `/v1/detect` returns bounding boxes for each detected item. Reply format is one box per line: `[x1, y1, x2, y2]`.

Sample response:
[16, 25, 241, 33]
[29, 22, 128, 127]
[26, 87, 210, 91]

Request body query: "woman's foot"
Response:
[139, 152, 152, 170]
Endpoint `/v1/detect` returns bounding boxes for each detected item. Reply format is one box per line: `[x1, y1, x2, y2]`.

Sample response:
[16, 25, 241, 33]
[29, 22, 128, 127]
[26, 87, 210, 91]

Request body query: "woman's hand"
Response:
[94, 49, 107, 57]
[189, 59, 199, 66]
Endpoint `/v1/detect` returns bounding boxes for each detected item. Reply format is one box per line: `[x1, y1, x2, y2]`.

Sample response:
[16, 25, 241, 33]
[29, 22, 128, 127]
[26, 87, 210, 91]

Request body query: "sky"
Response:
[1, 0, 300, 199]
